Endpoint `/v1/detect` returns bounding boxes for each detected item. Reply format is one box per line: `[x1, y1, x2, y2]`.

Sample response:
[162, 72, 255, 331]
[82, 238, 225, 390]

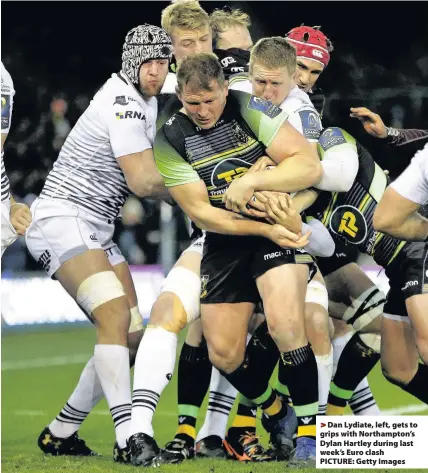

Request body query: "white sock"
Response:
[349, 377, 381, 415]
[129, 327, 177, 438]
[49, 357, 104, 438]
[332, 331, 354, 377]
[316, 346, 334, 415]
[196, 367, 237, 442]
[94, 344, 131, 448]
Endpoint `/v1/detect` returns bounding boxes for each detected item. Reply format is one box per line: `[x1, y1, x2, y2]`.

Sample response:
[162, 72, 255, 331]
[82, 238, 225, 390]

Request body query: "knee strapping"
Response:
[343, 287, 386, 331]
[76, 271, 125, 316]
[160, 266, 201, 324]
[305, 279, 328, 311]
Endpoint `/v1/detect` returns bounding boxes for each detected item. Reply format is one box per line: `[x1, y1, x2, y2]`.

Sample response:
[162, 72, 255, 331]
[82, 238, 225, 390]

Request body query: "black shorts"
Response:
[316, 239, 359, 277]
[384, 241, 428, 319]
[200, 233, 315, 304]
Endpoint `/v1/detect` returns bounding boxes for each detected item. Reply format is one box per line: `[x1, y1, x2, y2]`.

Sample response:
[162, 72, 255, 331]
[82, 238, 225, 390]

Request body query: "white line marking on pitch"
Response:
[380, 404, 428, 415]
[2, 354, 92, 370]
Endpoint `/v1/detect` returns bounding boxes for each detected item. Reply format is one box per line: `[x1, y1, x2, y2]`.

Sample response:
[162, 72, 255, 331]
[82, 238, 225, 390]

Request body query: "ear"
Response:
[175, 86, 183, 102]
[224, 81, 229, 96]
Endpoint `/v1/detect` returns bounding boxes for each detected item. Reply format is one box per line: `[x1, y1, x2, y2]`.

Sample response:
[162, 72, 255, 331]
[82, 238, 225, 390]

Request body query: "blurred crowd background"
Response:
[2, 1, 427, 272]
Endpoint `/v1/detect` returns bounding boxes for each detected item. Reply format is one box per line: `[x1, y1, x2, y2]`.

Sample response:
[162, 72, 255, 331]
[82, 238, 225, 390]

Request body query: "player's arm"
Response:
[373, 145, 428, 241]
[154, 127, 309, 248]
[314, 127, 359, 192]
[103, 102, 169, 199]
[117, 149, 169, 199]
[350, 107, 428, 147]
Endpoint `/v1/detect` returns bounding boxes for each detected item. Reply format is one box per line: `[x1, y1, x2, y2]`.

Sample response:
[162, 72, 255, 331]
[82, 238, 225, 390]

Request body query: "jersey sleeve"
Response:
[287, 106, 322, 142]
[233, 91, 289, 148]
[101, 99, 153, 158]
[154, 124, 201, 187]
[228, 74, 252, 93]
[1, 63, 15, 134]
[390, 143, 428, 205]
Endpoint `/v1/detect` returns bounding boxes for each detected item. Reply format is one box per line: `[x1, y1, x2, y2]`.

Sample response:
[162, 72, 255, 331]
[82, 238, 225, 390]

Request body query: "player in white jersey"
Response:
[1, 61, 32, 257]
[374, 143, 428, 240]
[26, 24, 172, 463]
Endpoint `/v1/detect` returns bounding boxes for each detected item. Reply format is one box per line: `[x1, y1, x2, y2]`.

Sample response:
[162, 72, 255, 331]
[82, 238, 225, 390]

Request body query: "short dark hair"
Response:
[177, 53, 225, 92]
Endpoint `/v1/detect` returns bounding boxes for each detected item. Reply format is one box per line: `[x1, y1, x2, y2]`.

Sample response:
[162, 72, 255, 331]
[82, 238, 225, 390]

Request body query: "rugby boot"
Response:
[113, 441, 130, 464]
[129, 432, 159, 466]
[195, 435, 226, 459]
[37, 426, 99, 456]
[224, 431, 276, 462]
[261, 403, 297, 460]
[152, 437, 194, 465]
[288, 436, 316, 468]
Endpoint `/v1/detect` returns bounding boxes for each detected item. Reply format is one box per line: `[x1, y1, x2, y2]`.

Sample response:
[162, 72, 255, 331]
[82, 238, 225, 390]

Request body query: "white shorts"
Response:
[1, 199, 17, 257]
[182, 233, 206, 257]
[25, 198, 125, 277]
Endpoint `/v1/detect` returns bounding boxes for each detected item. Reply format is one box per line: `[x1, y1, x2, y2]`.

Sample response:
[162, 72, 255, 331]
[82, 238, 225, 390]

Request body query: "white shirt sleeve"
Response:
[1, 62, 15, 134]
[302, 218, 335, 257]
[101, 100, 153, 159]
[228, 78, 252, 93]
[390, 143, 428, 205]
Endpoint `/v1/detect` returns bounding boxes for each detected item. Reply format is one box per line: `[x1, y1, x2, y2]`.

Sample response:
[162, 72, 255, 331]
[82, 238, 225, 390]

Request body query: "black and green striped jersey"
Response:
[309, 127, 407, 269]
[154, 90, 288, 210]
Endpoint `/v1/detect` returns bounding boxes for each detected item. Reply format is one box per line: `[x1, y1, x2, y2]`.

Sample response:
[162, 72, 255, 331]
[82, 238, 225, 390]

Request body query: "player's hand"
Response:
[268, 224, 310, 249]
[223, 174, 256, 214]
[245, 190, 282, 221]
[247, 155, 277, 173]
[10, 203, 32, 235]
[350, 107, 388, 139]
[265, 193, 303, 233]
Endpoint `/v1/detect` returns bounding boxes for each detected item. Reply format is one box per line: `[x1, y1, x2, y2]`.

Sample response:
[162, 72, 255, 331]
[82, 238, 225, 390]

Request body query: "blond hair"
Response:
[249, 36, 296, 75]
[161, 0, 210, 37]
[209, 8, 251, 46]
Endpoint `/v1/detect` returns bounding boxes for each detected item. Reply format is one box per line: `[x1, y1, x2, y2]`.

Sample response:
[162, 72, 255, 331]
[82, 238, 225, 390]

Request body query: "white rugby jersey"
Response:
[391, 142, 428, 205]
[1, 61, 15, 202]
[229, 78, 322, 142]
[41, 71, 157, 220]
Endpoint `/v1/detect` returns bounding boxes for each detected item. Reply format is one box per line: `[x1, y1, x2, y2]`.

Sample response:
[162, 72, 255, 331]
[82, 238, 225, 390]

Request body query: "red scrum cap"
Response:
[285, 25, 332, 67]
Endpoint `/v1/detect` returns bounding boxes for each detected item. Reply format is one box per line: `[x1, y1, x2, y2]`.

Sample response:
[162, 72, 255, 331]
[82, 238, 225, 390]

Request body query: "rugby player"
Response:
[144, 52, 323, 467]
[268, 128, 428, 413]
[28, 24, 172, 462]
[1, 61, 32, 256]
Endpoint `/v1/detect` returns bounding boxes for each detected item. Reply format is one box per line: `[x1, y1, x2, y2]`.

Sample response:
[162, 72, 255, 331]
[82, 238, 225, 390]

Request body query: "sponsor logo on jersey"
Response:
[38, 250, 52, 274]
[115, 110, 146, 120]
[319, 127, 346, 151]
[211, 158, 251, 187]
[299, 109, 322, 140]
[90, 233, 98, 242]
[402, 280, 418, 291]
[330, 205, 368, 245]
[248, 95, 282, 118]
[113, 95, 138, 106]
[221, 56, 236, 67]
[1, 94, 11, 129]
[264, 251, 283, 260]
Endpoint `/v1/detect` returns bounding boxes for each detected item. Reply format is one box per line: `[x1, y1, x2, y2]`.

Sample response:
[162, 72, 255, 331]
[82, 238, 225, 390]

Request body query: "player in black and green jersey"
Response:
[267, 127, 428, 413]
[151, 52, 324, 467]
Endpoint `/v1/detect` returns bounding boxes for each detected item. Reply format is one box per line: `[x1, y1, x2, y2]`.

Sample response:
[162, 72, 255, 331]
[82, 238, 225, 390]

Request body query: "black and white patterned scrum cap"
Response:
[122, 24, 173, 85]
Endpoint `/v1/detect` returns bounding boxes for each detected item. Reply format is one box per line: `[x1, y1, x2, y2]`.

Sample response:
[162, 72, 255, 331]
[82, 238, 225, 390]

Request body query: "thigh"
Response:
[406, 293, 428, 355]
[201, 302, 254, 357]
[381, 316, 420, 381]
[112, 260, 137, 308]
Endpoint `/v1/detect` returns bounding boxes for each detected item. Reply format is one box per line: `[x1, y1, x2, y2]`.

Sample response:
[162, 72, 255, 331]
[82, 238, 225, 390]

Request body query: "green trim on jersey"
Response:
[228, 72, 249, 88]
[154, 126, 201, 187]
[236, 92, 289, 148]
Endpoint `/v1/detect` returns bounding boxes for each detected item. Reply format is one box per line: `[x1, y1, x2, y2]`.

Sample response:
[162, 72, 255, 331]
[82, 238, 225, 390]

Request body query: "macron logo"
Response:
[264, 251, 283, 260]
[402, 280, 418, 291]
